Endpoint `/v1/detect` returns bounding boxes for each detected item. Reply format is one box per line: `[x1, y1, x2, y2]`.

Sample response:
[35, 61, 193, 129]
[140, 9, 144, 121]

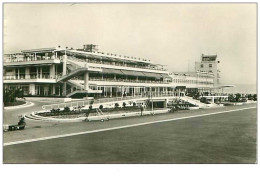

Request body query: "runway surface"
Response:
[3, 105, 257, 164]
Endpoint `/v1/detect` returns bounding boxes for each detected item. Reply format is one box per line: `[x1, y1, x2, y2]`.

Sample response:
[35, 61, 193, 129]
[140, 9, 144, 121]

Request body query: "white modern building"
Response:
[195, 54, 220, 85]
[3, 44, 215, 98]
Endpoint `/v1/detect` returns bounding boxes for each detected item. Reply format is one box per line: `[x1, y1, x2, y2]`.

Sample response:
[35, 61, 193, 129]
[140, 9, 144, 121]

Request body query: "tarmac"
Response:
[3, 104, 257, 164]
[3, 100, 257, 145]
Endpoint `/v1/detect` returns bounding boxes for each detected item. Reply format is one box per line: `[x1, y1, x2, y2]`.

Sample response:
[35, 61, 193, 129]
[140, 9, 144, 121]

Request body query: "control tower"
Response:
[83, 44, 99, 52]
[195, 54, 220, 86]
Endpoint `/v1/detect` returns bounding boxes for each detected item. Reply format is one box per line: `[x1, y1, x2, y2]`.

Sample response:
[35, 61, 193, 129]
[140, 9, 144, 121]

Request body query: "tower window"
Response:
[209, 64, 212, 68]
[200, 64, 204, 68]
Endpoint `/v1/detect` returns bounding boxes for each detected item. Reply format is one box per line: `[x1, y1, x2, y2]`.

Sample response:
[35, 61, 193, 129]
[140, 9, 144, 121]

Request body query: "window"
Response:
[200, 64, 204, 68]
[209, 64, 212, 68]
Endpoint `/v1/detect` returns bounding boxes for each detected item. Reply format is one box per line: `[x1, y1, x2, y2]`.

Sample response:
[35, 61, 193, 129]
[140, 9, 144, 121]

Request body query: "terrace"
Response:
[66, 55, 167, 72]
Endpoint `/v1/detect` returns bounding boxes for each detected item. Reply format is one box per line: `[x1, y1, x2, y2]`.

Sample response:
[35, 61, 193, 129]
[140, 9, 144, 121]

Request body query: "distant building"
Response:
[195, 54, 220, 86]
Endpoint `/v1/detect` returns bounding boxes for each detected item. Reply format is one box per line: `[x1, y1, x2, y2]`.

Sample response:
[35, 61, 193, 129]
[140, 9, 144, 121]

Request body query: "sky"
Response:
[3, 3, 257, 85]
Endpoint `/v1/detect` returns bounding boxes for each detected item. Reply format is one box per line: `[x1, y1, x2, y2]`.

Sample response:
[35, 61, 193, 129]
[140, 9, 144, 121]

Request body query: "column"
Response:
[62, 53, 67, 95]
[62, 83, 67, 96]
[17, 68, 20, 79]
[40, 67, 42, 79]
[133, 87, 135, 97]
[25, 68, 30, 79]
[110, 87, 112, 97]
[121, 86, 124, 97]
[50, 64, 55, 79]
[62, 54, 67, 76]
[211, 97, 214, 103]
[51, 51, 54, 59]
[34, 53, 36, 61]
[84, 72, 89, 90]
[52, 85, 56, 95]
[29, 84, 35, 95]
[44, 86, 49, 96]
[164, 99, 168, 108]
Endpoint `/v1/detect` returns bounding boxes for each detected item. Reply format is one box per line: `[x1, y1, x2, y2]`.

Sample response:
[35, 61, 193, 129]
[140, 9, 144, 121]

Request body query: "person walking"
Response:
[140, 105, 144, 116]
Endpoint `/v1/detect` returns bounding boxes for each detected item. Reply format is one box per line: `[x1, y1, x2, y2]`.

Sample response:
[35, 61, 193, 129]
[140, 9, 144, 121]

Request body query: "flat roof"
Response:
[66, 49, 160, 66]
[21, 47, 57, 53]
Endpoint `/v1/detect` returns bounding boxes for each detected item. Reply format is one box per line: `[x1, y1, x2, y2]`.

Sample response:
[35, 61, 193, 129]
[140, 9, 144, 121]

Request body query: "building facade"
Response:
[3, 45, 215, 98]
[195, 54, 220, 86]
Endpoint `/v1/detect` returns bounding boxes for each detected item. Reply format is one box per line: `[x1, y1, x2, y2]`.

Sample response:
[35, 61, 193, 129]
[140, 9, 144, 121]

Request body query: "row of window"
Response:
[201, 64, 213, 68]
[173, 79, 213, 85]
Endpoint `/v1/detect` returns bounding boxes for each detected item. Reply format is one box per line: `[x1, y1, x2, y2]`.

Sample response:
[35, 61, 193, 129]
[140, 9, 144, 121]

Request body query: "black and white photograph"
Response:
[2, 1, 257, 167]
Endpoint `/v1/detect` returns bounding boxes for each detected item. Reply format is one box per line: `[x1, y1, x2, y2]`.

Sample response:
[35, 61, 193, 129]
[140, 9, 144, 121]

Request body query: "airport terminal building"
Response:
[3, 44, 216, 98]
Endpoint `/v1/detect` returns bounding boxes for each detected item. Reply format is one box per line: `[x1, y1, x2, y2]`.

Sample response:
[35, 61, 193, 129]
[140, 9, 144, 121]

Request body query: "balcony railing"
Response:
[89, 77, 169, 84]
[4, 57, 61, 63]
[3, 74, 59, 80]
[67, 56, 167, 71]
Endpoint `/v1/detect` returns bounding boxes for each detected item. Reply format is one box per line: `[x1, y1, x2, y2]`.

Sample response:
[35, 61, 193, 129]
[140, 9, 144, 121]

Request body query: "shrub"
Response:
[99, 105, 103, 110]
[133, 102, 136, 107]
[115, 103, 119, 108]
[89, 105, 93, 110]
[78, 105, 82, 111]
[3, 87, 24, 105]
[122, 102, 126, 108]
[63, 107, 70, 112]
[235, 93, 242, 102]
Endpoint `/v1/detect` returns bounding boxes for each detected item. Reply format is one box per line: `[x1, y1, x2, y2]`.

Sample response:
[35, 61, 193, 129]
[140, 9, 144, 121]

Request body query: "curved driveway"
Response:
[3, 100, 60, 126]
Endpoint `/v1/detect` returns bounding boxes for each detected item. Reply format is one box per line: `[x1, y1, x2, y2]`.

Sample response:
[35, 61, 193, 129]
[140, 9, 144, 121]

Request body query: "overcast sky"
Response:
[4, 3, 257, 85]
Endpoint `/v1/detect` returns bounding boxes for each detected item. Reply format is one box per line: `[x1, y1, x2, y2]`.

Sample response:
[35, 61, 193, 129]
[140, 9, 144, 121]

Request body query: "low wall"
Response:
[25, 97, 72, 103]
[88, 109, 170, 121]
[223, 102, 244, 106]
[31, 112, 85, 122]
[33, 109, 170, 122]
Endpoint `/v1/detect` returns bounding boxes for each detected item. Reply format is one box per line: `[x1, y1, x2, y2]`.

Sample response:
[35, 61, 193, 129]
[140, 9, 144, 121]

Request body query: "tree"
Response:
[3, 87, 24, 105]
[63, 107, 70, 112]
[133, 102, 136, 107]
[235, 93, 241, 102]
[228, 94, 235, 102]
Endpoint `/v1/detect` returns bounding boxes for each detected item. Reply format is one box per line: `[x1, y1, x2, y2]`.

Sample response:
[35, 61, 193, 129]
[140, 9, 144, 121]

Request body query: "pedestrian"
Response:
[140, 105, 144, 116]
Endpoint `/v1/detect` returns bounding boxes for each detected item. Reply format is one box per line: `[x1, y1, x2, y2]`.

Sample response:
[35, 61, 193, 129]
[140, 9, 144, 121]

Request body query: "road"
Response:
[3, 104, 257, 164]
